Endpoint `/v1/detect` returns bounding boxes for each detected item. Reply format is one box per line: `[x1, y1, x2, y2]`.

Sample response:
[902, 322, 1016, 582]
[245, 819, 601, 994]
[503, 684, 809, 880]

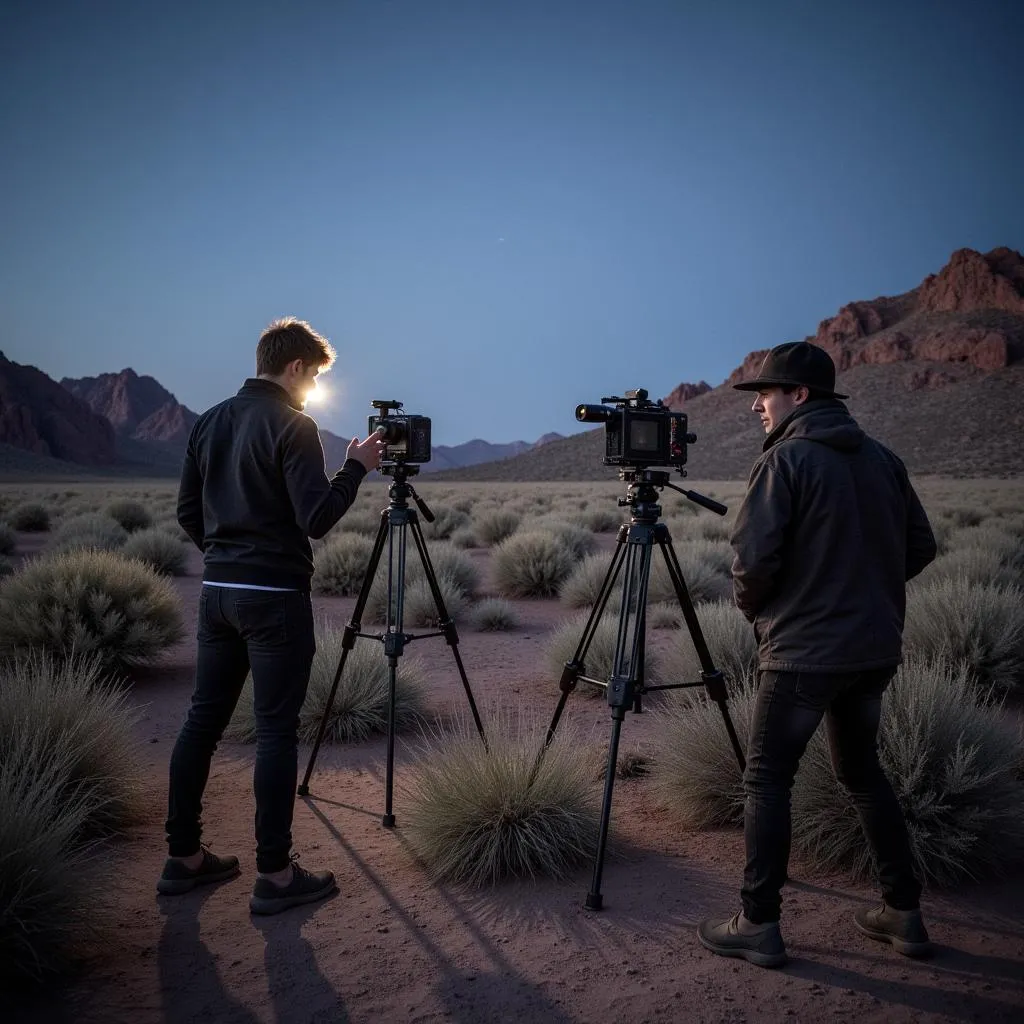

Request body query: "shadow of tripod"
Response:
[542, 469, 746, 909]
[298, 462, 486, 826]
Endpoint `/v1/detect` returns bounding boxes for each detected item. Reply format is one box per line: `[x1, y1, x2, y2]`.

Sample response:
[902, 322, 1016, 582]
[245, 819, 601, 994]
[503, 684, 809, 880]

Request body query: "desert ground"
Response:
[4, 477, 1024, 1024]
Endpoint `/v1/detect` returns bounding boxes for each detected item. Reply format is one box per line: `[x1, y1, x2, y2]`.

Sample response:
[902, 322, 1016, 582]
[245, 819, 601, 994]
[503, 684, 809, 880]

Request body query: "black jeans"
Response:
[166, 586, 316, 873]
[741, 668, 922, 924]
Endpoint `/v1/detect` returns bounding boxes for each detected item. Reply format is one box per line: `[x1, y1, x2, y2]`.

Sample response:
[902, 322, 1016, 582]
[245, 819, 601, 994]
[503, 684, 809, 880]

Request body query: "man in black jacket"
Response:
[697, 342, 936, 968]
[158, 318, 383, 915]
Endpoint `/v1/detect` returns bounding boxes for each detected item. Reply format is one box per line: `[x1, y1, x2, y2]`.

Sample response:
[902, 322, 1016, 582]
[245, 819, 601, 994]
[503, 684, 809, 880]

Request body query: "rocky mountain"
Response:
[432, 246, 1024, 481]
[0, 351, 117, 465]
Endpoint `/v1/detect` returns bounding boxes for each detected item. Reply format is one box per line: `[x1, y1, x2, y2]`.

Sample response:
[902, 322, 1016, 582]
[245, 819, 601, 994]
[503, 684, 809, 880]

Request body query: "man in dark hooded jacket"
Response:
[697, 342, 936, 969]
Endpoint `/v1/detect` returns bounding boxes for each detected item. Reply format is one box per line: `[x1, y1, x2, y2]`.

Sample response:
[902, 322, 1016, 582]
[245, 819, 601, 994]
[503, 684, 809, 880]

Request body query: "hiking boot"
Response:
[854, 902, 933, 958]
[697, 912, 788, 968]
[157, 847, 241, 895]
[249, 864, 338, 916]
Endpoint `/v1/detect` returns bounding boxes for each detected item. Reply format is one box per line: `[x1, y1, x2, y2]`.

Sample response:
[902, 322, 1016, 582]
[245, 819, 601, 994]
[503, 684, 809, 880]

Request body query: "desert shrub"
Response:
[364, 542, 479, 622]
[8, 502, 51, 532]
[904, 577, 1024, 694]
[922, 546, 1020, 590]
[0, 549, 184, 671]
[449, 526, 477, 549]
[51, 513, 129, 554]
[225, 625, 429, 744]
[423, 506, 470, 540]
[0, 653, 144, 836]
[120, 528, 188, 577]
[0, 732, 106, 987]
[401, 576, 469, 626]
[104, 499, 152, 534]
[492, 530, 577, 598]
[0, 523, 15, 555]
[648, 602, 684, 629]
[560, 553, 621, 609]
[403, 708, 602, 885]
[335, 506, 383, 537]
[474, 509, 521, 547]
[936, 505, 985, 530]
[791, 659, 1024, 886]
[661, 600, 757, 690]
[312, 533, 375, 596]
[649, 680, 755, 827]
[647, 544, 731, 604]
[525, 518, 596, 559]
[545, 609, 660, 688]
[578, 506, 623, 533]
[470, 598, 521, 632]
[695, 516, 733, 542]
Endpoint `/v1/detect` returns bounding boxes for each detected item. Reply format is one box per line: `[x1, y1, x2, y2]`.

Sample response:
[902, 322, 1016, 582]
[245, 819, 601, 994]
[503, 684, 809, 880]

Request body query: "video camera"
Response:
[576, 388, 696, 473]
[368, 400, 432, 468]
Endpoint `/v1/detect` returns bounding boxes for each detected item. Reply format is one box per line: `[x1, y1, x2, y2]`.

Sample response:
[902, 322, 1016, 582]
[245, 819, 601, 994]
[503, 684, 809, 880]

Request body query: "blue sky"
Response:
[2, 0, 1021, 446]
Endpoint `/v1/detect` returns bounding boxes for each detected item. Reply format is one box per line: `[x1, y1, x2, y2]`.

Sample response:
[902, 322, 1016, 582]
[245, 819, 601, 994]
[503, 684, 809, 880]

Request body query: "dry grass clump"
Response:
[524, 518, 596, 559]
[661, 600, 757, 690]
[51, 513, 129, 554]
[225, 624, 429, 745]
[400, 576, 469, 626]
[402, 707, 602, 885]
[469, 597, 521, 632]
[791, 658, 1024, 886]
[449, 526, 477, 549]
[334, 506, 383, 537]
[104, 499, 152, 533]
[312, 533, 375, 596]
[8, 502, 51, 532]
[577, 506, 623, 533]
[121, 528, 188, 576]
[0, 522, 15, 555]
[647, 543, 732, 604]
[474, 508, 521, 546]
[364, 542, 479, 622]
[492, 530, 577, 598]
[423, 506, 470, 540]
[904, 577, 1024, 694]
[0, 549, 184, 671]
[545, 609, 661, 688]
[560, 553, 621, 609]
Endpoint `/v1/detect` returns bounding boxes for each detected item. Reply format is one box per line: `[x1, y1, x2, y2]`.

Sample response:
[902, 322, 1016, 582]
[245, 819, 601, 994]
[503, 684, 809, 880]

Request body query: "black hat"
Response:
[732, 341, 848, 400]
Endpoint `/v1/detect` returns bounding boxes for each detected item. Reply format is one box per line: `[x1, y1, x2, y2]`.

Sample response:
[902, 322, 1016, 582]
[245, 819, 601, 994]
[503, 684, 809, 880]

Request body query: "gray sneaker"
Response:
[854, 902, 933, 958]
[697, 912, 788, 968]
[249, 864, 337, 916]
[157, 847, 240, 895]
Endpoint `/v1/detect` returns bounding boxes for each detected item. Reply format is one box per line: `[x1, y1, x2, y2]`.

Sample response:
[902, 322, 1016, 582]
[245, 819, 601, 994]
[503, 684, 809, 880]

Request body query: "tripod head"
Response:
[617, 468, 728, 519]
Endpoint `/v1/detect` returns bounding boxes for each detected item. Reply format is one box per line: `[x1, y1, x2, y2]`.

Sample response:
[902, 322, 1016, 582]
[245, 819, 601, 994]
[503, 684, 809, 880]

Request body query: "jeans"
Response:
[741, 668, 922, 924]
[166, 586, 316, 873]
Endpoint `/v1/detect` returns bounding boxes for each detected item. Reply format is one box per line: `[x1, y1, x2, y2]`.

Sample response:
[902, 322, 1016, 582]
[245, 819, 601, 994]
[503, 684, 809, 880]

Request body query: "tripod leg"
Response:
[380, 519, 410, 826]
[383, 657, 398, 827]
[299, 510, 390, 795]
[407, 515, 488, 745]
[586, 708, 626, 911]
[658, 537, 747, 774]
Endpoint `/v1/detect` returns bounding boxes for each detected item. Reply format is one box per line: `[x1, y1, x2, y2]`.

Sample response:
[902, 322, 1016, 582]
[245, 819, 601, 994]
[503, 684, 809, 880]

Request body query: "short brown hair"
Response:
[256, 318, 337, 376]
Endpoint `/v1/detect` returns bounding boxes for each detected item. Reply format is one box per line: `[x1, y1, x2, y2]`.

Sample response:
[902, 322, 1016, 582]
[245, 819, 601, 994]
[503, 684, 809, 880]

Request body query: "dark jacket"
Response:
[730, 399, 936, 673]
[177, 378, 368, 590]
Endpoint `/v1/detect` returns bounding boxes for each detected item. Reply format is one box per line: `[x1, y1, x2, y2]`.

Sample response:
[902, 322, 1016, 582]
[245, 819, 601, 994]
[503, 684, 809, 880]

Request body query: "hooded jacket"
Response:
[730, 399, 936, 673]
[177, 378, 368, 590]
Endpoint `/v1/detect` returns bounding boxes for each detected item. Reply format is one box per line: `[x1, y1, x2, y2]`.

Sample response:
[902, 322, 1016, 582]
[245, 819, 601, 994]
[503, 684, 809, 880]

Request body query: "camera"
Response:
[576, 388, 696, 471]
[368, 400, 432, 466]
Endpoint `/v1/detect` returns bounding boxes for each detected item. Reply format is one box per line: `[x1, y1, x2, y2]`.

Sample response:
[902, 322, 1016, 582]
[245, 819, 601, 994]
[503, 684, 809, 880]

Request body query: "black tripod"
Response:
[543, 469, 747, 909]
[298, 463, 486, 826]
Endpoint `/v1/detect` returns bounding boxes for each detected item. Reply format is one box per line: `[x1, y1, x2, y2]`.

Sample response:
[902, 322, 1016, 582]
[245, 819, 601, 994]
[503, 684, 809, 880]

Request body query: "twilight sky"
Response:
[2, 0, 1021, 447]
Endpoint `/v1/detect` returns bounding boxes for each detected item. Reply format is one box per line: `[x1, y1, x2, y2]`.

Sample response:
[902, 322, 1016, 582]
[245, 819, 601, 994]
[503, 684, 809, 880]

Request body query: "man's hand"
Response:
[347, 429, 385, 474]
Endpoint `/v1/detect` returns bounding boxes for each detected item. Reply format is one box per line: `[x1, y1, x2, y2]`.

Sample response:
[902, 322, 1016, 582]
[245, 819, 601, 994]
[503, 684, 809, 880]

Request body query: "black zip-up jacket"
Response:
[177, 378, 368, 590]
[730, 399, 936, 673]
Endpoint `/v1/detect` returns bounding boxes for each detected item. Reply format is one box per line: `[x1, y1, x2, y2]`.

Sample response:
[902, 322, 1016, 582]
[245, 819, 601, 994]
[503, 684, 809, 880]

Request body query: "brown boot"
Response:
[854, 902, 933, 958]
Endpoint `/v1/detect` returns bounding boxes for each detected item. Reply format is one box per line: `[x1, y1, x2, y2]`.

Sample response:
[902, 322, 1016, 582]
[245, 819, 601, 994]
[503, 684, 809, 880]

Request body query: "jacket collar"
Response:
[238, 377, 304, 412]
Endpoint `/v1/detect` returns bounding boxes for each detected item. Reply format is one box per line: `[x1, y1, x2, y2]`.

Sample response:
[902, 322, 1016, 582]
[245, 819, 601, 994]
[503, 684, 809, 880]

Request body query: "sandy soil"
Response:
[10, 535, 1024, 1024]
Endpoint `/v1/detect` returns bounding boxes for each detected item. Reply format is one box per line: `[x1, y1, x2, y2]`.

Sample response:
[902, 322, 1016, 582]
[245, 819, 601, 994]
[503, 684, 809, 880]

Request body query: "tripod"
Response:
[543, 469, 747, 909]
[298, 463, 486, 826]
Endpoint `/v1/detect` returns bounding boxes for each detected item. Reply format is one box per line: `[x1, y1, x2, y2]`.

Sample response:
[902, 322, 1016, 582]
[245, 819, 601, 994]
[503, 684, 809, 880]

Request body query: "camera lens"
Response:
[576, 404, 614, 423]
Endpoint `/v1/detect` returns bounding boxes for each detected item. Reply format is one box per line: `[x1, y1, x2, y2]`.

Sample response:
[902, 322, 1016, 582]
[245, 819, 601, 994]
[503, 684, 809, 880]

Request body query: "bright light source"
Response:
[305, 383, 328, 405]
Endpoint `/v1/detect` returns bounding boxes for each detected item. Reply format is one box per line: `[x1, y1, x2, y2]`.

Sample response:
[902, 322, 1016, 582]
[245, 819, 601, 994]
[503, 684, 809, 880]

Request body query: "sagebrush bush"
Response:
[647, 544, 732, 604]
[51, 513, 129, 554]
[0, 731, 106, 987]
[904, 577, 1024, 694]
[9, 502, 51, 532]
[335, 506, 383, 537]
[121, 528, 188, 576]
[791, 659, 1024, 886]
[450, 526, 477, 549]
[312, 533, 375, 596]
[225, 625, 429, 744]
[470, 597, 521, 631]
[401, 575, 469, 626]
[0, 549, 184, 671]
[423, 506, 470, 540]
[525, 518, 596, 559]
[104, 499, 152, 533]
[578, 506, 623, 533]
[921, 546, 1020, 590]
[364, 542, 479, 621]
[560, 553, 621, 609]
[545, 609, 660, 688]
[492, 530, 577, 598]
[648, 602, 684, 629]
[474, 508, 521, 546]
[0, 653, 144, 836]
[661, 600, 757, 690]
[0, 522, 15, 555]
[402, 707, 602, 885]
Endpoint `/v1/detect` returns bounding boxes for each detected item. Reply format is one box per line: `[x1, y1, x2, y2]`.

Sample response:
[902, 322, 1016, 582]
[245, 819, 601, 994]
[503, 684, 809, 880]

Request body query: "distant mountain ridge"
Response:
[431, 246, 1024, 481]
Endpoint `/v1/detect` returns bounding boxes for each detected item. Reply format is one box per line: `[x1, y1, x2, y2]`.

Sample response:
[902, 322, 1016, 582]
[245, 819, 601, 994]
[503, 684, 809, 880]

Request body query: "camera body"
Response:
[368, 400, 432, 466]
[576, 388, 695, 471]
